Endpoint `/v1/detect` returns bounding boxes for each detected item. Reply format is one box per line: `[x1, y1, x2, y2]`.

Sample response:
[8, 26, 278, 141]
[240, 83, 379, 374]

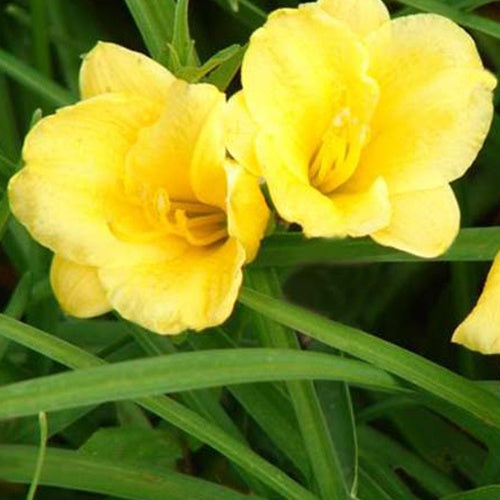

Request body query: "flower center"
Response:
[108, 182, 228, 247]
[144, 191, 228, 246]
[309, 108, 369, 195]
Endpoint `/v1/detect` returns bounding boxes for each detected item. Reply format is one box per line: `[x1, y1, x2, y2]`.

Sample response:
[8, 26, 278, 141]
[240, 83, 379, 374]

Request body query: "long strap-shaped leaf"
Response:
[253, 228, 500, 267]
[238, 288, 500, 430]
[0, 444, 259, 500]
[247, 268, 349, 499]
[125, 0, 175, 65]
[0, 316, 316, 500]
[397, 0, 500, 38]
[0, 314, 401, 500]
[0, 350, 404, 419]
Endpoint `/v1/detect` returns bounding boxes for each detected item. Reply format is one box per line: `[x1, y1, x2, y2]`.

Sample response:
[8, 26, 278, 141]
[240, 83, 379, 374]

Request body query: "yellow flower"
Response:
[226, 0, 496, 257]
[8, 42, 269, 335]
[452, 253, 500, 354]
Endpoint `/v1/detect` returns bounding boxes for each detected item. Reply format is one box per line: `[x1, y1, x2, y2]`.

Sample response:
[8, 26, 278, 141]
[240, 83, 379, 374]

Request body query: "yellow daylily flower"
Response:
[452, 253, 500, 354]
[8, 42, 269, 335]
[226, 0, 496, 257]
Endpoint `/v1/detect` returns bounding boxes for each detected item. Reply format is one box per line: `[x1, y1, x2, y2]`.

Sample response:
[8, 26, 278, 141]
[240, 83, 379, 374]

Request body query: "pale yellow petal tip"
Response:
[79, 41, 175, 101]
[452, 324, 500, 355]
[51, 255, 111, 318]
[319, 0, 390, 36]
[371, 185, 460, 259]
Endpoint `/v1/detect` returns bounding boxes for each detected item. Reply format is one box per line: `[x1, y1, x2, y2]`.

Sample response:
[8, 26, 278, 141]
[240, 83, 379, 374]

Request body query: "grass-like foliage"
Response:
[0, 1, 499, 499]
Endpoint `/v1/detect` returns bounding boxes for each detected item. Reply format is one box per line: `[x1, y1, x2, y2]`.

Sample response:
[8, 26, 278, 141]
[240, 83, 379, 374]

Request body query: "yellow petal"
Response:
[319, 0, 389, 36]
[225, 159, 269, 262]
[332, 177, 390, 237]
[242, 4, 375, 163]
[190, 84, 228, 209]
[452, 253, 500, 354]
[351, 15, 496, 193]
[99, 238, 246, 335]
[126, 80, 226, 208]
[258, 134, 345, 238]
[371, 185, 459, 258]
[225, 91, 261, 177]
[80, 42, 175, 102]
[50, 254, 111, 318]
[9, 94, 182, 267]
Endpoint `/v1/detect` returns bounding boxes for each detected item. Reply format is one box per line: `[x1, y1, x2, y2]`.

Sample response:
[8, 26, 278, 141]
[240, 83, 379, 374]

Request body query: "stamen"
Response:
[309, 109, 368, 195]
[186, 212, 226, 228]
[124, 186, 229, 247]
[169, 201, 216, 214]
[184, 227, 229, 246]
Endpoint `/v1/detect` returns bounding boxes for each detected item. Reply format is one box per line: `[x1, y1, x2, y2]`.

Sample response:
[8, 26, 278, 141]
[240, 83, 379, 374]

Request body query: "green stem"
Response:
[25, 411, 47, 500]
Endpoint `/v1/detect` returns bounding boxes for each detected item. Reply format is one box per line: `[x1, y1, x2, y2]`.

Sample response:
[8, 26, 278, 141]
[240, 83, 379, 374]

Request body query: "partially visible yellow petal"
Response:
[99, 238, 245, 335]
[358, 69, 494, 193]
[225, 91, 261, 177]
[452, 253, 500, 354]
[225, 160, 269, 262]
[332, 177, 390, 237]
[50, 254, 111, 318]
[190, 84, 227, 209]
[351, 14, 496, 193]
[258, 134, 345, 238]
[126, 80, 226, 207]
[319, 0, 389, 36]
[371, 185, 459, 258]
[80, 42, 175, 102]
[9, 94, 181, 267]
[23, 93, 157, 172]
[242, 4, 375, 163]
[368, 14, 487, 96]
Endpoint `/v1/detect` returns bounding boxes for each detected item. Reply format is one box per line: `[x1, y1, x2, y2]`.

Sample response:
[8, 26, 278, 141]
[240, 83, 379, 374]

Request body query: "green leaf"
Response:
[125, 0, 175, 64]
[357, 466, 394, 500]
[312, 346, 358, 496]
[387, 406, 487, 484]
[25, 412, 47, 500]
[206, 44, 245, 90]
[246, 268, 350, 499]
[396, 0, 500, 38]
[80, 426, 182, 469]
[0, 347, 404, 420]
[0, 194, 11, 242]
[30, 0, 52, 77]
[0, 314, 350, 500]
[254, 228, 500, 267]
[169, 0, 197, 69]
[0, 272, 32, 362]
[229, 382, 311, 478]
[358, 426, 460, 497]
[0, 48, 74, 106]
[238, 288, 500, 430]
[0, 444, 254, 500]
[0, 148, 18, 180]
[359, 454, 415, 499]
[456, 0, 499, 10]
[190, 327, 311, 479]
[177, 44, 241, 84]
[0, 76, 21, 160]
[3, 272, 32, 320]
[443, 486, 500, 500]
[211, 0, 266, 30]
